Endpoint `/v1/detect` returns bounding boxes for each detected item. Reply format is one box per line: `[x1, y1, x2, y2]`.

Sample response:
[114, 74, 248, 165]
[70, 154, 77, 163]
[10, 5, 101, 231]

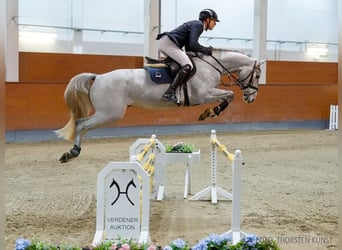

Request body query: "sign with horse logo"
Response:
[104, 170, 140, 239]
[93, 162, 150, 245]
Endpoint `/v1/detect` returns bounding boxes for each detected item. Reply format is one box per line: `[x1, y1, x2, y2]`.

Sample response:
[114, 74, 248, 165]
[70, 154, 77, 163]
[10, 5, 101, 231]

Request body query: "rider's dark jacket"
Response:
[156, 20, 212, 55]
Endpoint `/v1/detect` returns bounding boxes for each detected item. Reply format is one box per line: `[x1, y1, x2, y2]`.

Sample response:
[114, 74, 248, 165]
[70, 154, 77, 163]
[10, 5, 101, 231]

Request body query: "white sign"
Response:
[93, 161, 150, 246]
[104, 170, 140, 239]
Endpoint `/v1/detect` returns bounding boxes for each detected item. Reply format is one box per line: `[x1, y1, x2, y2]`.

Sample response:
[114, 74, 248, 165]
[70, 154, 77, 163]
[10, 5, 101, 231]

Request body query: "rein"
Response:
[197, 54, 259, 96]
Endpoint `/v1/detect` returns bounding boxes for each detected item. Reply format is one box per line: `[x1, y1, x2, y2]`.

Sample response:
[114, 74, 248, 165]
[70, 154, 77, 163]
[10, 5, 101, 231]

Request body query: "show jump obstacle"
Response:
[92, 134, 200, 246]
[93, 135, 166, 246]
[93, 131, 246, 246]
[129, 135, 166, 201]
[190, 130, 241, 203]
[190, 129, 246, 244]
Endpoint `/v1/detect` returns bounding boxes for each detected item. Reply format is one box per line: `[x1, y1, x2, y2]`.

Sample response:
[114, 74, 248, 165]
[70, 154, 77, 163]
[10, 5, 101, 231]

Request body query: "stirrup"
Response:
[161, 92, 177, 104]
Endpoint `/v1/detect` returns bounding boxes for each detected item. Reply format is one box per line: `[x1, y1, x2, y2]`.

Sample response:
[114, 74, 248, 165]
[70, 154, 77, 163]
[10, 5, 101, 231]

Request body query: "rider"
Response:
[156, 9, 219, 104]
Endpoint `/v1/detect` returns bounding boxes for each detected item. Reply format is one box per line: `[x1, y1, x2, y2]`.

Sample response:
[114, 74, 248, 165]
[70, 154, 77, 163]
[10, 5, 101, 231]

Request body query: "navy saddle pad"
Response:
[144, 66, 173, 84]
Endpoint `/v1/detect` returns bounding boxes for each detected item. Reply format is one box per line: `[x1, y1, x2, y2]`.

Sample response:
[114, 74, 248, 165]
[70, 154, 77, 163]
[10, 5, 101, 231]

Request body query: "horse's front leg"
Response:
[198, 89, 234, 121]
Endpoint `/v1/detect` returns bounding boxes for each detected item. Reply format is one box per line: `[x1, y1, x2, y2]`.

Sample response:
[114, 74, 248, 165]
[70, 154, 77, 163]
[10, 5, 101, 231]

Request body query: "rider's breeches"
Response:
[157, 35, 193, 70]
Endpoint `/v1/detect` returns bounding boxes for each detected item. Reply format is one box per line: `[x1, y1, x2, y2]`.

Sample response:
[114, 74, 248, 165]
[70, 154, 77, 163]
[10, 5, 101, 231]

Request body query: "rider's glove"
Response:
[206, 46, 213, 55]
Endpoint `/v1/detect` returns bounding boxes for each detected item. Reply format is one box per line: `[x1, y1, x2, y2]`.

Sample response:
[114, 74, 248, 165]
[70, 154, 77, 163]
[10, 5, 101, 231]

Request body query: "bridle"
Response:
[197, 54, 260, 98]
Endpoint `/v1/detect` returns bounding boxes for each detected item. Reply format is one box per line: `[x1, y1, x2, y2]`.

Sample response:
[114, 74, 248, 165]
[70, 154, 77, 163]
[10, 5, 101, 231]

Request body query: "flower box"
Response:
[163, 150, 200, 199]
[164, 150, 200, 164]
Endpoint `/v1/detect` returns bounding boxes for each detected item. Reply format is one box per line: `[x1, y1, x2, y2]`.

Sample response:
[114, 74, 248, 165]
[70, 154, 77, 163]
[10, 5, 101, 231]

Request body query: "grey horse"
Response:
[56, 49, 265, 162]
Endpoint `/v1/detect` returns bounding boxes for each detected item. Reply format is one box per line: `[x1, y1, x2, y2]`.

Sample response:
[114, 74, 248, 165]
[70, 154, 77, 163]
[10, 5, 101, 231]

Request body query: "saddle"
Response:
[144, 54, 197, 106]
[144, 57, 180, 84]
[144, 52, 197, 84]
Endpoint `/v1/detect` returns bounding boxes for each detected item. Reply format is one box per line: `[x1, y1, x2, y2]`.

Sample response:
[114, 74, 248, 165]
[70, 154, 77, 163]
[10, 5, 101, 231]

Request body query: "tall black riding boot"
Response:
[161, 64, 191, 104]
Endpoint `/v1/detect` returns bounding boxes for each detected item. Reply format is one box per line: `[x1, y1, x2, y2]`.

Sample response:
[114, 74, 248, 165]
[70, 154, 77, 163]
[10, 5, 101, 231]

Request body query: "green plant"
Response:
[165, 142, 195, 153]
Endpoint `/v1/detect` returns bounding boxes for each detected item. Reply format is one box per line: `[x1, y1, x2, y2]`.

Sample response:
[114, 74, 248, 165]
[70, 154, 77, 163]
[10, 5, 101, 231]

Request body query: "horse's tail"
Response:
[55, 73, 97, 141]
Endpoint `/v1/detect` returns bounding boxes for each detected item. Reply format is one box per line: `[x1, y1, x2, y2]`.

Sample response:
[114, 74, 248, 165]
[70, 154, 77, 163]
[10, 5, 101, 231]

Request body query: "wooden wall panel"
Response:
[266, 61, 337, 84]
[5, 83, 337, 131]
[5, 53, 338, 131]
[19, 52, 143, 82]
[226, 84, 337, 122]
[5, 83, 68, 130]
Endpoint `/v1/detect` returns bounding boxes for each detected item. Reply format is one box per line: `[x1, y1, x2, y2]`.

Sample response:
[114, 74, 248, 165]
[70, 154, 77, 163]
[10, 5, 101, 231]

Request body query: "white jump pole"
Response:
[189, 130, 232, 203]
[223, 149, 246, 244]
[328, 104, 338, 130]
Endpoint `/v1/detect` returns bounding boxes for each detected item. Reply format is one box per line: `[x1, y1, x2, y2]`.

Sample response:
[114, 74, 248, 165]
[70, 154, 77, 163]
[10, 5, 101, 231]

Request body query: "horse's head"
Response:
[211, 49, 265, 104]
[236, 59, 265, 104]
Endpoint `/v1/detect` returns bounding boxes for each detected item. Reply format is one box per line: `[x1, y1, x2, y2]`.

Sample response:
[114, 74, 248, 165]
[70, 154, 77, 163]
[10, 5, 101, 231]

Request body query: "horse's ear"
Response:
[257, 59, 266, 66]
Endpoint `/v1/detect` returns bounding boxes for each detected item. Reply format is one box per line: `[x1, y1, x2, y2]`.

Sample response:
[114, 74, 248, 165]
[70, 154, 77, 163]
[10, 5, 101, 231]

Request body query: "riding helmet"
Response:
[199, 9, 220, 22]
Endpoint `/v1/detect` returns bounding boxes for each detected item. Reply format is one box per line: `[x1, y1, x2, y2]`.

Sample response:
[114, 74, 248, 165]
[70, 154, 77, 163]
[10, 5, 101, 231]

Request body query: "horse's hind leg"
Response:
[59, 113, 117, 163]
[58, 118, 89, 163]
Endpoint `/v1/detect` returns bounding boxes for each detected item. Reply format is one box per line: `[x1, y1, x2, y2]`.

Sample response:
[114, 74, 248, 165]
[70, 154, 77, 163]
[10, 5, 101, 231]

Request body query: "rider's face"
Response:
[206, 19, 217, 30]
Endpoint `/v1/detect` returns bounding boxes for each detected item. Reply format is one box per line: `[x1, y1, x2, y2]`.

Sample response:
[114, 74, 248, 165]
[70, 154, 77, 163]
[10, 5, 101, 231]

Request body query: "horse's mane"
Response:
[212, 48, 251, 57]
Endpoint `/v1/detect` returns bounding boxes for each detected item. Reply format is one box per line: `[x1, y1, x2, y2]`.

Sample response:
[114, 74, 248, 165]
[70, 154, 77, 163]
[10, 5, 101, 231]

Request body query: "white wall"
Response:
[17, 0, 338, 61]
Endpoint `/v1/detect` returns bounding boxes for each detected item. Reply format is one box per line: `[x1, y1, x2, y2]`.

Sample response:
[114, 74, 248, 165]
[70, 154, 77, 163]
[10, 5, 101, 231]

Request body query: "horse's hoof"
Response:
[59, 152, 72, 163]
[198, 108, 211, 121]
[59, 145, 81, 163]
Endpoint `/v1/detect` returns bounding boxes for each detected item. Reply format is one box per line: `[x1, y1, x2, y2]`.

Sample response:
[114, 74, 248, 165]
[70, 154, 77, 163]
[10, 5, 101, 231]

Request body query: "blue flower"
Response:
[171, 238, 186, 249]
[243, 234, 258, 246]
[207, 234, 219, 243]
[220, 232, 232, 243]
[191, 242, 207, 250]
[15, 238, 31, 250]
[163, 245, 173, 250]
[192, 233, 231, 250]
